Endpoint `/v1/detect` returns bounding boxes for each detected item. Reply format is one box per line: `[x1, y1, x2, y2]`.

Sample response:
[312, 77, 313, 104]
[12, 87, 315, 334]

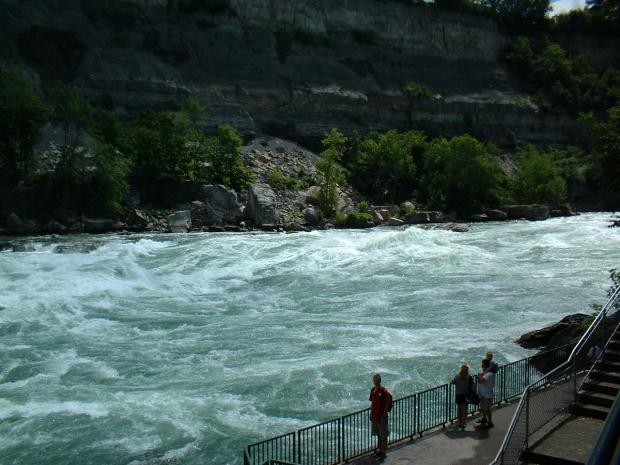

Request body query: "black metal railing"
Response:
[489, 284, 620, 465]
[243, 343, 571, 465]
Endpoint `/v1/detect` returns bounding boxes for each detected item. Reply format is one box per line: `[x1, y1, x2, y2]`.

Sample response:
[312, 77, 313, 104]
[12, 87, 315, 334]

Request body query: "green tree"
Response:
[353, 130, 425, 204]
[581, 105, 620, 194]
[511, 145, 567, 205]
[54, 142, 130, 216]
[0, 68, 51, 183]
[50, 82, 94, 151]
[419, 134, 505, 216]
[317, 129, 347, 217]
[209, 124, 251, 191]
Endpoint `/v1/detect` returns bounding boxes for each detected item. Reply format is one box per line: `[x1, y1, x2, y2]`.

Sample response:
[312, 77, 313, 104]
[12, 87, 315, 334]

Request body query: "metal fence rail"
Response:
[489, 284, 620, 465]
[243, 343, 572, 465]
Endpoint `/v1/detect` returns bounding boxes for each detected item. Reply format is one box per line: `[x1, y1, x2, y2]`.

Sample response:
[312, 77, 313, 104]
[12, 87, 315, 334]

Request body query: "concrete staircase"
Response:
[574, 331, 620, 421]
[521, 324, 620, 465]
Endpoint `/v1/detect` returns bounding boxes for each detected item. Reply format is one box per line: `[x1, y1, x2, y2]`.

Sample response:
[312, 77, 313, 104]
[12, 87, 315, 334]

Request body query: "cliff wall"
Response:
[0, 0, 579, 145]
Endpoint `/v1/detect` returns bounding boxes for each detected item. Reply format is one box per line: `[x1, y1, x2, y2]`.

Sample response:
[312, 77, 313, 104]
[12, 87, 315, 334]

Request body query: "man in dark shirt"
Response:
[369, 373, 392, 459]
[486, 351, 499, 374]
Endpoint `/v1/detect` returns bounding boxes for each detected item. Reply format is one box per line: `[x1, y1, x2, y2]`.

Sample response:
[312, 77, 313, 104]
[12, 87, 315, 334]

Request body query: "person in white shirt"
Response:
[477, 358, 495, 428]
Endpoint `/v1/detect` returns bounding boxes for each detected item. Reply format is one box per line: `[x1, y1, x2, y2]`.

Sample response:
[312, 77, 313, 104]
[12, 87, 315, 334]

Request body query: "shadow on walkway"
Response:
[350, 400, 519, 465]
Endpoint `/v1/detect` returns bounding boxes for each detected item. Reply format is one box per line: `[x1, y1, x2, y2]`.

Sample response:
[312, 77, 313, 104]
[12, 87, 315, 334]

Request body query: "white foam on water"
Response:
[1, 214, 620, 465]
[0, 399, 109, 419]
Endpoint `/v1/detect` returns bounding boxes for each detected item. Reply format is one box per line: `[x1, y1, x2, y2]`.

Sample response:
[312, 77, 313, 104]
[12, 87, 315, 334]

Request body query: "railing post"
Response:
[338, 417, 343, 464]
[296, 430, 301, 465]
[501, 367, 506, 403]
[573, 356, 578, 404]
[525, 391, 530, 450]
[415, 394, 421, 437]
[445, 384, 450, 427]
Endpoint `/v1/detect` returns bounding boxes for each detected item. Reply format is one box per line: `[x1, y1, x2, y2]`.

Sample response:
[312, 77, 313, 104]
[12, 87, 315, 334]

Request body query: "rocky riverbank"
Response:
[0, 135, 582, 238]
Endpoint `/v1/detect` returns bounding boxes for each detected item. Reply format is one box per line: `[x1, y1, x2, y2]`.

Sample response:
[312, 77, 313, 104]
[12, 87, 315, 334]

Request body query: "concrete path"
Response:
[351, 401, 519, 465]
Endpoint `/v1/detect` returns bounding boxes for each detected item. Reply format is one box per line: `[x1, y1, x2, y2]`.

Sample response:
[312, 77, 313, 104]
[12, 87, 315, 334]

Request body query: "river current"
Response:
[1, 213, 619, 465]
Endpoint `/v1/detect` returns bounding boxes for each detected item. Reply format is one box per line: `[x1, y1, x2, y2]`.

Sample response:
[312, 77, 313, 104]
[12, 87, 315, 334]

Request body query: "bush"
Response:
[419, 134, 506, 216]
[266, 169, 301, 190]
[351, 130, 426, 204]
[403, 81, 432, 100]
[344, 211, 373, 228]
[511, 145, 567, 205]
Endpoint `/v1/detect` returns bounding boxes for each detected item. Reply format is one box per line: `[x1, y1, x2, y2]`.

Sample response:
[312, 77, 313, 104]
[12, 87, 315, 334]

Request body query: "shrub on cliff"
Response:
[511, 145, 567, 205]
[505, 36, 620, 114]
[419, 134, 505, 216]
[0, 67, 51, 184]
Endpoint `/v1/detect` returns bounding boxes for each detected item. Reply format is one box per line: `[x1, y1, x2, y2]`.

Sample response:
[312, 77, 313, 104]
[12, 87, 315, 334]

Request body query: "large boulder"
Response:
[167, 210, 192, 233]
[304, 186, 321, 206]
[404, 211, 443, 224]
[6, 213, 38, 234]
[127, 209, 149, 230]
[371, 210, 384, 225]
[500, 205, 550, 221]
[83, 218, 115, 233]
[303, 206, 321, 226]
[386, 217, 405, 226]
[516, 313, 594, 349]
[437, 223, 470, 233]
[247, 183, 278, 226]
[484, 209, 508, 220]
[42, 220, 67, 234]
[202, 184, 244, 225]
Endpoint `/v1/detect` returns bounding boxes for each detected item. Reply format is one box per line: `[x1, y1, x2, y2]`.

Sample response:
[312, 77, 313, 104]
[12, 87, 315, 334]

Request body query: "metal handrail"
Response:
[243, 345, 572, 465]
[489, 284, 620, 465]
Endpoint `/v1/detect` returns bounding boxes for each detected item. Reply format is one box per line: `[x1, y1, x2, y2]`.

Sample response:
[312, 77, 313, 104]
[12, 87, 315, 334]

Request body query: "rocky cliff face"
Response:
[0, 0, 579, 145]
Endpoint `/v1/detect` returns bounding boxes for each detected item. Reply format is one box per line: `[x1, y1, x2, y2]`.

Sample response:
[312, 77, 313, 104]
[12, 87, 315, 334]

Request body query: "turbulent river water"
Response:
[1, 213, 619, 465]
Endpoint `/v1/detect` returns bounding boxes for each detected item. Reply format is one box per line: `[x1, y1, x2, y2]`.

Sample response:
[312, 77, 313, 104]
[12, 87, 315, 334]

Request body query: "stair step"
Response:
[521, 450, 585, 465]
[590, 371, 620, 384]
[604, 350, 620, 363]
[570, 404, 608, 420]
[577, 392, 615, 408]
[582, 381, 620, 396]
[608, 341, 620, 351]
[596, 360, 620, 372]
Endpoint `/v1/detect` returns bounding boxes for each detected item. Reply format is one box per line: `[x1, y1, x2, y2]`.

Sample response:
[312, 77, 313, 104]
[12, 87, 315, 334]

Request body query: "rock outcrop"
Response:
[247, 183, 278, 226]
[0, 0, 581, 146]
[500, 205, 550, 221]
[167, 210, 192, 233]
[202, 184, 244, 225]
[516, 313, 594, 349]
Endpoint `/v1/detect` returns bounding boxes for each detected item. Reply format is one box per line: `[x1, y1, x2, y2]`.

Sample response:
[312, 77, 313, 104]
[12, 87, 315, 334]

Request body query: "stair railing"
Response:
[489, 284, 620, 465]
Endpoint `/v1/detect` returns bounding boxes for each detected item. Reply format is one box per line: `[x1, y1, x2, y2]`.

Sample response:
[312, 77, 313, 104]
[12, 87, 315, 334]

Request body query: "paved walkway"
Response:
[351, 401, 520, 465]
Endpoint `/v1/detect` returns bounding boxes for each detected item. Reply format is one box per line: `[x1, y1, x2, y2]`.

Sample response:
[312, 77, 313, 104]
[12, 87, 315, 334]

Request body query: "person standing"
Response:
[369, 373, 392, 459]
[486, 351, 499, 374]
[452, 364, 471, 429]
[477, 358, 495, 428]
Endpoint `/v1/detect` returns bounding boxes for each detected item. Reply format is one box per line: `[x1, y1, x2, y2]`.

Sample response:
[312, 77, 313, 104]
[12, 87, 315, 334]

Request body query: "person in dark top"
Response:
[369, 373, 392, 459]
[486, 352, 499, 374]
[452, 364, 471, 429]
